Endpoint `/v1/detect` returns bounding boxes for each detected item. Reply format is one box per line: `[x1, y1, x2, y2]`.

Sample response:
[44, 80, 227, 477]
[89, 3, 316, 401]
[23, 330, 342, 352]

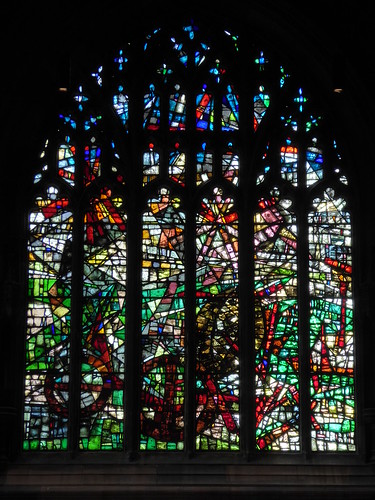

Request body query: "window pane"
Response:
[309, 189, 355, 451]
[169, 143, 185, 186]
[113, 85, 129, 131]
[306, 140, 323, 188]
[144, 84, 160, 130]
[140, 190, 185, 450]
[169, 84, 186, 131]
[280, 144, 298, 186]
[196, 189, 240, 451]
[79, 188, 127, 450]
[222, 85, 239, 131]
[196, 85, 214, 131]
[143, 143, 160, 186]
[24, 189, 73, 451]
[254, 194, 299, 451]
[222, 145, 239, 185]
[254, 88, 270, 131]
[58, 143, 75, 186]
[196, 142, 213, 186]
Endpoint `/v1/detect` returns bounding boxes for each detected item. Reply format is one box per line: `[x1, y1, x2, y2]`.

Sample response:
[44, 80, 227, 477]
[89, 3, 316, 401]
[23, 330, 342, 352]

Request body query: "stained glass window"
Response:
[24, 22, 355, 455]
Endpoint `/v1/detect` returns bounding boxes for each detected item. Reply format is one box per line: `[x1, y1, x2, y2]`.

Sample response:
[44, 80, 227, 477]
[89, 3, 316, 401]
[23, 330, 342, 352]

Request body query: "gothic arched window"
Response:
[23, 22, 355, 454]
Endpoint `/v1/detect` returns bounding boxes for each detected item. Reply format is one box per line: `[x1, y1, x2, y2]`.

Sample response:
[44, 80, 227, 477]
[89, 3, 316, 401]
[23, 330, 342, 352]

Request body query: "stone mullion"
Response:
[67, 114, 86, 454]
[238, 43, 255, 457]
[296, 107, 312, 457]
[123, 53, 144, 457]
[184, 54, 198, 457]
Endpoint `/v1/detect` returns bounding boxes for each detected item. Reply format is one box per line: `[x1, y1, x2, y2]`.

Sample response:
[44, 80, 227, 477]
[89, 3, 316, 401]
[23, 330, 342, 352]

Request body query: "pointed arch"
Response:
[23, 20, 356, 456]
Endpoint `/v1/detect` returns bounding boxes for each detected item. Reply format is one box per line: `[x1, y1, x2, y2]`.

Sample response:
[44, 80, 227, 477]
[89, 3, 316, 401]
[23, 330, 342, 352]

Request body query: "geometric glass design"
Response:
[196, 189, 240, 450]
[222, 145, 239, 185]
[222, 85, 239, 131]
[196, 85, 214, 131]
[306, 141, 324, 188]
[113, 85, 129, 131]
[280, 144, 298, 186]
[254, 194, 299, 451]
[140, 189, 185, 450]
[58, 143, 75, 187]
[196, 142, 213, 186]
[144, 84, 161, 130]
[79, 189, 127, 450]
[169, 84, 186, 130]
[143, 143, 160, 186]
[169, 143, 185, 186]
[254, 88, 270, 131]
[24, 21, 355, 456]
[24, 188, 73, 450]
[309, 189, 355, 451]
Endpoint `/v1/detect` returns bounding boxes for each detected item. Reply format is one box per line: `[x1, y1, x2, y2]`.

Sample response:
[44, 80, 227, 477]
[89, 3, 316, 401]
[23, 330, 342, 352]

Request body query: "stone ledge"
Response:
[2, 462, 375, 499]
